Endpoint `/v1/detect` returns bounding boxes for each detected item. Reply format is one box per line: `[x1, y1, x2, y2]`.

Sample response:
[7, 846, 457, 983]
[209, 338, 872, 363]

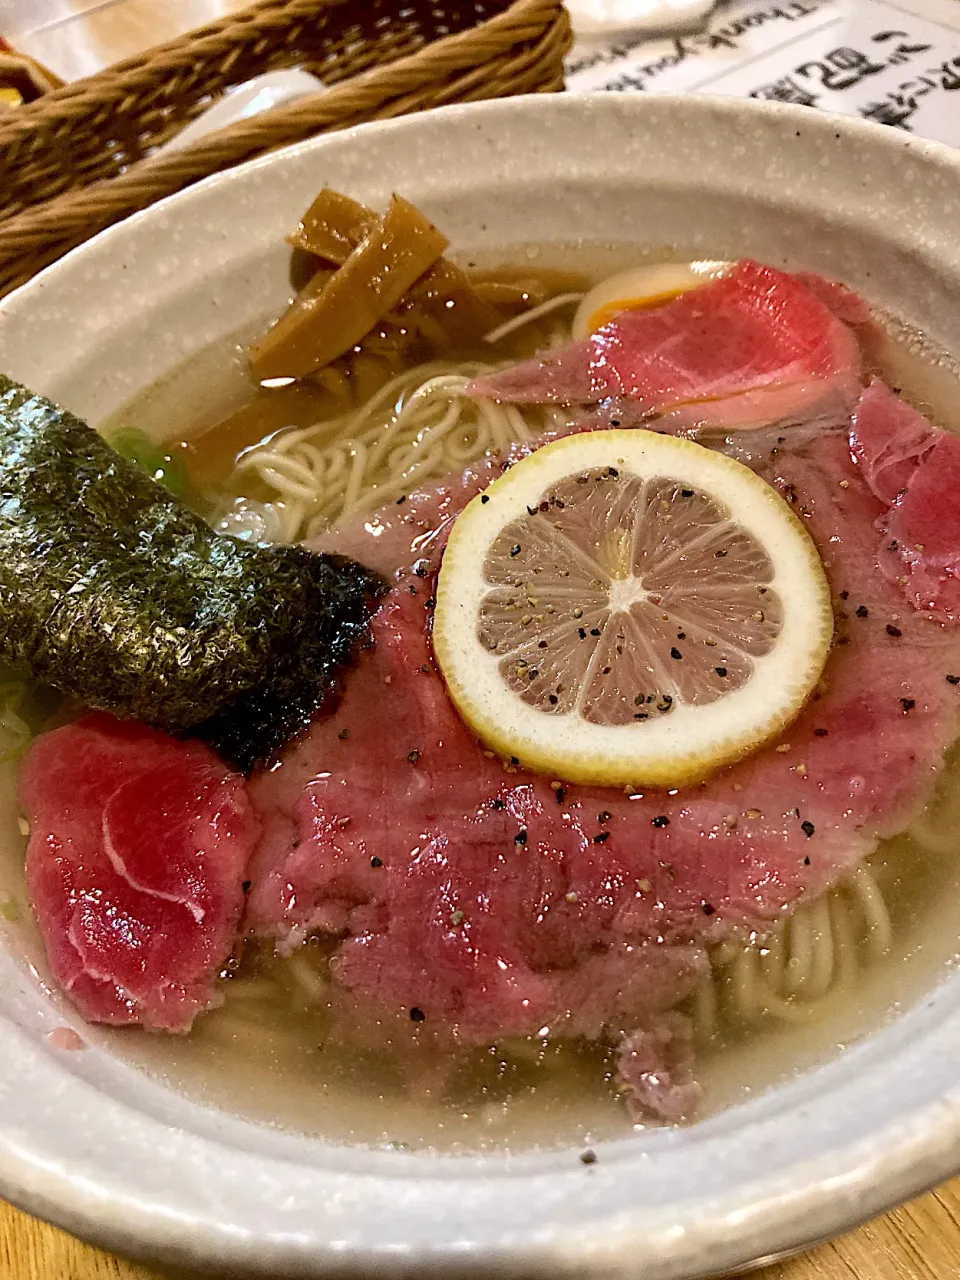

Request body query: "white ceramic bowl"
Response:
[0, 94, 959, 1279]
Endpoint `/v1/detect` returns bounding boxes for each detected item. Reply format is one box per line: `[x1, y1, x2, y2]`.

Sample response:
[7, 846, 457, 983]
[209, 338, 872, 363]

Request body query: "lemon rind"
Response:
[434, 430, 833, 789]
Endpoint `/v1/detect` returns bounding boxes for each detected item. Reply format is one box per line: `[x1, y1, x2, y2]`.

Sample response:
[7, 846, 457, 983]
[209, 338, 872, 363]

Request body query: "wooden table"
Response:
[4, 1179, 960, 1279]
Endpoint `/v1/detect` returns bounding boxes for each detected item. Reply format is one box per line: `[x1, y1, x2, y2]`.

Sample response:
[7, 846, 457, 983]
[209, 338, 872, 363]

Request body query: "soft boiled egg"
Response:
[572, 261, 732, 340]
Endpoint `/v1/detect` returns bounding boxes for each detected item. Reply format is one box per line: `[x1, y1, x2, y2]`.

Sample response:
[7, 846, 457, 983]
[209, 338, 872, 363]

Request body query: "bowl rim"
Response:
[1, 91, 960, 1279]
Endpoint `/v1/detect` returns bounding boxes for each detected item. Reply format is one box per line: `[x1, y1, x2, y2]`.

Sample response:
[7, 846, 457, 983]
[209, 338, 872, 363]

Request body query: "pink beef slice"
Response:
[791, 271, 874, 326]
[21, 714, 259, 1031]
[617, 1013, 701, 1125]
[850, 380, 939, 505]
[469, 261, 861, 413]
[247, 425, 960, 1057]
[850, 380, 960, 621]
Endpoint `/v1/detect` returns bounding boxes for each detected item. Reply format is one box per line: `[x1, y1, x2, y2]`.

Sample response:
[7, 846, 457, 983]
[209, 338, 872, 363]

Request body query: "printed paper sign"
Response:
[566, 0, 960, 146]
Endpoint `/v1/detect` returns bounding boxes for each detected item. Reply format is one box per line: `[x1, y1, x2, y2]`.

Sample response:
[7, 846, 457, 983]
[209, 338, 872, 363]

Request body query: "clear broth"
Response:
[18, 247, 960, 1152]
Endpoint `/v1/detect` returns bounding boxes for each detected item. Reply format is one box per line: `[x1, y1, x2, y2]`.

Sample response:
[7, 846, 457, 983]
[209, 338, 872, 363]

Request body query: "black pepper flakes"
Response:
[396, 495, 407, 505]
[408, 748, 421, 763]
[900, 697, 916, 712]
[491, 798, 504, 810]
[801, 820, 815, 838]
[555, 787, 566, 804]
[414, 565, 427, 578]
[593, 831, 610, 844]
[670, 647, 683, 660]
[887, 625, 902, 637]
[715, 549, 728, 558]
[580, 1149, 597, 1165]
[548, 694, 559, 705]
[598, 811, 612, 823]
[424, 598, 436, 610]
[652, 815, 670, 828]
[948, 675, 960, 685]
[578, 627, 587, 639]
[590, 627, 602, 637]
[680, 488, 694, 498]
[515, 829, 528, 845]
[480, 494, 490, 504]
[409, 1007, 426, 1022]
[370, 856, 383, 868]
[702, 902, 715, 916]
[338, 728, 350, 740]
[510, 544, 521, 557]
[856, 605, 869, 619]
[839, 590, 849, 600]
[814, 728, 829, 737]
[241, 880, 251, 893]
[803, 856, 811, 866]
[715, 667, 728, 678]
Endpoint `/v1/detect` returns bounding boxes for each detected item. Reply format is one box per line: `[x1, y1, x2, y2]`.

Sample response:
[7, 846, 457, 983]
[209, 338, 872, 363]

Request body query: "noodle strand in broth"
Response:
[229, 295, 582, 542]
[691, 864, 893, 1040]
[232, 363, 545, 539]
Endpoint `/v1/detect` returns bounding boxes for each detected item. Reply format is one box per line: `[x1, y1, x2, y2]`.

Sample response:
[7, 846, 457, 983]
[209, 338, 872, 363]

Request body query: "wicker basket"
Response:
[0, 0, 571, 299]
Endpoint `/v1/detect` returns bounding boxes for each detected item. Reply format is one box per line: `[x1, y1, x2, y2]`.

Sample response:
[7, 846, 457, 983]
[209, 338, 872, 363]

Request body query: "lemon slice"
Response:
[433, 430, 833, 788]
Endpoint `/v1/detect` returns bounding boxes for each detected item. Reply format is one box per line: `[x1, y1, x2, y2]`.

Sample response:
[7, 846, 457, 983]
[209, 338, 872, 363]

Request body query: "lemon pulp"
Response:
[433, 430, 833, 788]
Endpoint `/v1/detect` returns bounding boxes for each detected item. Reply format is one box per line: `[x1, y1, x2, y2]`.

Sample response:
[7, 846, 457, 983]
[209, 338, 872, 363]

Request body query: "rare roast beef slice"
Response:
[247, 425, 960, 1102]
[470, 261, 861, 414]
[851, 380, 960, 621]
[850, 380, 939, 505]
[21, 714, 259, 1031]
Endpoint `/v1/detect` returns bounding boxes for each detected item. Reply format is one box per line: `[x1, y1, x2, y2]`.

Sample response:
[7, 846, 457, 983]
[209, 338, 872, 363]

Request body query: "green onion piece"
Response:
[108, 427, 187, 497]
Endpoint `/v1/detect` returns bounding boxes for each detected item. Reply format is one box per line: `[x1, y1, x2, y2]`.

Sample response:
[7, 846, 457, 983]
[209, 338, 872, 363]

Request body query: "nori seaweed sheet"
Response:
[0, 375, 387, 770]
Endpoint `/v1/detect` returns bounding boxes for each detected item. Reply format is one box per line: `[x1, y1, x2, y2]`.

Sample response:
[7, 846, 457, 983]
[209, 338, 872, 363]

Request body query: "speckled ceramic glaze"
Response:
[0, 95, 959, 1279]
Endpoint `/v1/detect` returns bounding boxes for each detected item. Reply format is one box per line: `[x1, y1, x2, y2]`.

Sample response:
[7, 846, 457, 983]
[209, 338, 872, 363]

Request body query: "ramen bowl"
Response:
[0, 94, 959, 1279]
